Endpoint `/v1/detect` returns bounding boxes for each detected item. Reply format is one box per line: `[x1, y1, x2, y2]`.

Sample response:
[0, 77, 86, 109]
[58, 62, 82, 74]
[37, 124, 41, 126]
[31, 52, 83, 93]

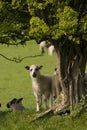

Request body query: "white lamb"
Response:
[25, 65, 56, 112]
[39, 41, 47, 54]
[39, 40, 55, 55]
[48, 45, 55, 56]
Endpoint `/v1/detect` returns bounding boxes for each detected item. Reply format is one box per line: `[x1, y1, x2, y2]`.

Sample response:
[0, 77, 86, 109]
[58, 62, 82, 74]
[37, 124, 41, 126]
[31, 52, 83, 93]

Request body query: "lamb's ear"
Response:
[38, 65, 43, 70]
[11, 98, 17, 104]
[17, 98, 23, 103]
[25, 66, 30, 70]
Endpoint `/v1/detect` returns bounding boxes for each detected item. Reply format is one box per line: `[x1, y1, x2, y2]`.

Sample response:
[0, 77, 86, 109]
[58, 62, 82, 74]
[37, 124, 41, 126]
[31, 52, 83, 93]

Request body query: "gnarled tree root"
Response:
[32, 102, 70, 121]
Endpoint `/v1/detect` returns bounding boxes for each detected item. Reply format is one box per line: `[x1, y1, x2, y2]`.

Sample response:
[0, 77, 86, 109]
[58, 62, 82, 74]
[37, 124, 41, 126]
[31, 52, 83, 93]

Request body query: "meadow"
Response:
[0, 40, 87, 130]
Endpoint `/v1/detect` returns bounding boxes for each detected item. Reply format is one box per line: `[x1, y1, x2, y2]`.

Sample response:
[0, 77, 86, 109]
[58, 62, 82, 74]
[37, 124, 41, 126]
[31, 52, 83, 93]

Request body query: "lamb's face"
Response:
[7, 98, 23, 110]
[25, 65, 43, 78]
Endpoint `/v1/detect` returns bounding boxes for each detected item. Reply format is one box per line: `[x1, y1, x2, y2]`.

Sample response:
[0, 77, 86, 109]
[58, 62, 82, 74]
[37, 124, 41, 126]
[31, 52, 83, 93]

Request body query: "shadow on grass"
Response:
[0, 111, 11, 120]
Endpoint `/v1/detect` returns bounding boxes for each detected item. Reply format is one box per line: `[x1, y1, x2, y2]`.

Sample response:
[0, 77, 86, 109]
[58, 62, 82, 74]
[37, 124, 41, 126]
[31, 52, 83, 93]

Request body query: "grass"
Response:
[0, 40, 87, 130]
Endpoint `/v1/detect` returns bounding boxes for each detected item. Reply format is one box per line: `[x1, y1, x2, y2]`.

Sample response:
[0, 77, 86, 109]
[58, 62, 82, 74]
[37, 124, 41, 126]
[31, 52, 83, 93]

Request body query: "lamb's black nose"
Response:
[0, 104, 1, 107]
[32, 72, 36, 78]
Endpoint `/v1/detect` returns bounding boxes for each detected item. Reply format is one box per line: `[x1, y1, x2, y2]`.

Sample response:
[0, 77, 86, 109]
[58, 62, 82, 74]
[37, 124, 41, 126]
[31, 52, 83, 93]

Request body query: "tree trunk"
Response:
[53, 41, 87, 112]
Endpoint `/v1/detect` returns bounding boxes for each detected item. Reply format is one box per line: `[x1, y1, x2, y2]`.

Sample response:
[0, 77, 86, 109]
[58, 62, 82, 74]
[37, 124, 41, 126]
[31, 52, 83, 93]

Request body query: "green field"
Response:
[0, 41, 87, 130]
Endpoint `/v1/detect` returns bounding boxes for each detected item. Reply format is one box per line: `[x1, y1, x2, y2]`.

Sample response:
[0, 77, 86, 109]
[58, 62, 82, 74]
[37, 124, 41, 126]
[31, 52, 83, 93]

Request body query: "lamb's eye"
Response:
[35, 68, 38, 71]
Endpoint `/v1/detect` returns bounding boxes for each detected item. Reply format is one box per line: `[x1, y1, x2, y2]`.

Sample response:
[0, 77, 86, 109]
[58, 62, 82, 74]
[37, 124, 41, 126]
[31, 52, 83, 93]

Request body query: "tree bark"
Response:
[53, 41, 87, 112]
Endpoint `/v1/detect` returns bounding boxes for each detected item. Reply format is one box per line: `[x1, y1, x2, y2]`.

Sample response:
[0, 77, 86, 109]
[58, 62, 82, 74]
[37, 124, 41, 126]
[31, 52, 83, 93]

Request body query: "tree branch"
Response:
[0, 53, 42, 63]
[32, 102, 70, 121]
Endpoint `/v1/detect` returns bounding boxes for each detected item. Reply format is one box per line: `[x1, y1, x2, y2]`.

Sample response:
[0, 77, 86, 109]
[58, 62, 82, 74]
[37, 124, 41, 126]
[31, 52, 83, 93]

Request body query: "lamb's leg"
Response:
[36, 96, 40, 112]
[34, 92, 39, 112]
[39, 95, 42, 107]
[41, 47, 45, 53]
[44, 96, 48, 109]
[34, 93, 42, 112]
[49, 95, 53, 108]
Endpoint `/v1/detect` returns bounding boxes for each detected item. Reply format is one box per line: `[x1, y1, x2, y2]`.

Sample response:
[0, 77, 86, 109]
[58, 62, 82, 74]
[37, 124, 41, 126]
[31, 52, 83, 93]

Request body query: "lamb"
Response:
[48, 45, 55, 56]
[39, 40, 55, 55]
[6, 98, 25, 112]
[52, 68, 61, 99]
[39, 41, 47, 54]
[25, 64, 55, 112]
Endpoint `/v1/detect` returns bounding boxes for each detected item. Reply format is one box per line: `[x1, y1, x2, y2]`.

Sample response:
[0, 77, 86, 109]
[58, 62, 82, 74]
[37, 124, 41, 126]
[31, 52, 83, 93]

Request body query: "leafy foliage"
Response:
[0, 0, 30, 45]
[80, 15, 87, 41]
[0, 0, 87, 44]
[51, 6, 78, 40]
[29, 17, 49, 41]
[27, 0, 87, 44]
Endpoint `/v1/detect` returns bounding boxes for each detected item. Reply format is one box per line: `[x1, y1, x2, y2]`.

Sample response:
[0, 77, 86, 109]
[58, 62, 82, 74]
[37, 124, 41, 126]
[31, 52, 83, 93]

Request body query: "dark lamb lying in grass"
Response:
[6, 98, 25, 112]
